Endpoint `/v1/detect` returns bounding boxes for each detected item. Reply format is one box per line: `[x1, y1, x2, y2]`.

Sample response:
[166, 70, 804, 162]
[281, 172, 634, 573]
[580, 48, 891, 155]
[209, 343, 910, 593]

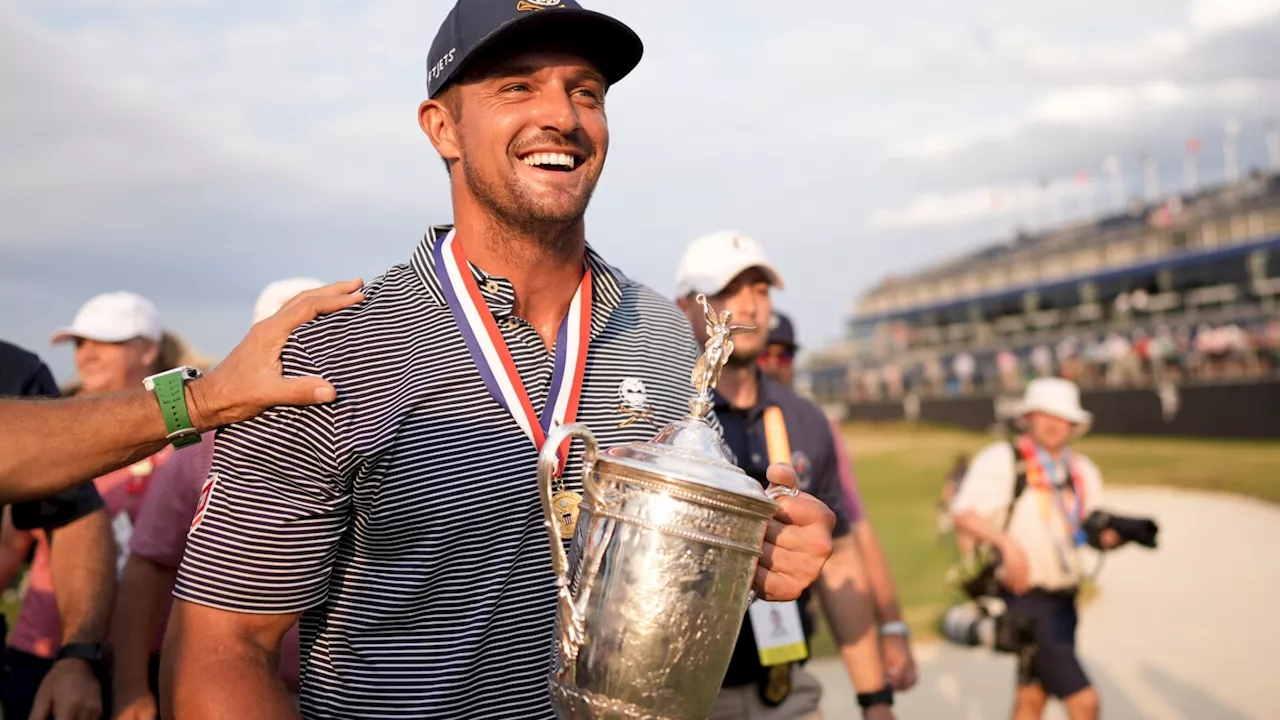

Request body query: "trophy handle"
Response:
[538, 422, 600, 579]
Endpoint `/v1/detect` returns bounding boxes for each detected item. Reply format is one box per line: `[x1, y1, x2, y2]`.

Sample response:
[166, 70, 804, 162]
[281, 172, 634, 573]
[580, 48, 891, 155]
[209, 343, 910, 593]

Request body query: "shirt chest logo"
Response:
[615, 378, 654, 428]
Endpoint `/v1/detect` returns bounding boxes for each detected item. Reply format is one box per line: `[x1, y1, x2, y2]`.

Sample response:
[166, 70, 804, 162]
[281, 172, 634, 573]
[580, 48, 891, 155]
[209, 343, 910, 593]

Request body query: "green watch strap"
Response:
[152, 371, 200, 449]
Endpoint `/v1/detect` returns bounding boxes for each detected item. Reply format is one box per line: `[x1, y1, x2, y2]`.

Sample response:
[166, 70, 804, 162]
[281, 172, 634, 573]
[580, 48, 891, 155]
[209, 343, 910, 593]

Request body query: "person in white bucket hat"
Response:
[1012, 377, 1094, 437]
[947, 377, 1120, 720]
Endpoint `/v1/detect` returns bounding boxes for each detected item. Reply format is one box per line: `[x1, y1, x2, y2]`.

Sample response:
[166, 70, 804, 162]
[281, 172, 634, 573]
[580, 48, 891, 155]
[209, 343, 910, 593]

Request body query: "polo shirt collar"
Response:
[411, 224, 623, 340]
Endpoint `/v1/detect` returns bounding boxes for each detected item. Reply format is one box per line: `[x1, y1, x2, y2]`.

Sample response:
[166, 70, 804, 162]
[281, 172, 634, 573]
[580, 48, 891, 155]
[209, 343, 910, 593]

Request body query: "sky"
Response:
[3, 0, 1280, 383]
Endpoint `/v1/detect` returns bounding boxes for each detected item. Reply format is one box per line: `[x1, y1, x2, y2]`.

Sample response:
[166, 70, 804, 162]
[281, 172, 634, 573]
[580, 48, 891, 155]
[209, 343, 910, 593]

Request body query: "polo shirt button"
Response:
[751, 453, 762, 464]
[484, 280, 500, 294]
[504, 318, 519, 330]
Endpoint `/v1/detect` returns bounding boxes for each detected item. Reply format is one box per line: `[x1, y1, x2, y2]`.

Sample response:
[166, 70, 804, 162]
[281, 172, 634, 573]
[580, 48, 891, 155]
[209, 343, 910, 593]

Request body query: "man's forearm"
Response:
[817, 534, 887, 692]
[0, 279, 363, 505]
[50, 509, 116, 645]
[854, 520, 904, 625]
[112, 556, 176, 703]
[0, 392, 171, 505]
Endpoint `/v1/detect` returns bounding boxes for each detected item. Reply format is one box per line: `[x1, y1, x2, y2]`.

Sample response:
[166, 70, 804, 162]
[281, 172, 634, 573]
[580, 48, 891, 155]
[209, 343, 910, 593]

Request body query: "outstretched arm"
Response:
[0, 279, 363, 503]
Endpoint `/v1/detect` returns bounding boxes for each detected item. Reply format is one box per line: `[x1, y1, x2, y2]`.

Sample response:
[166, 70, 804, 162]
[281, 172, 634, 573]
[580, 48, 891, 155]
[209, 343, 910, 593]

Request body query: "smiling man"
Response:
[162, 2, 837, 719]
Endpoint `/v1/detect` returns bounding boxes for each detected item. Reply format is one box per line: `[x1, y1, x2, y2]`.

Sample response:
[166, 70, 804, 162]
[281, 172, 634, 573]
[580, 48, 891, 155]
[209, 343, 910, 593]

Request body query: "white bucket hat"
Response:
[1013, 377, 1093, 434]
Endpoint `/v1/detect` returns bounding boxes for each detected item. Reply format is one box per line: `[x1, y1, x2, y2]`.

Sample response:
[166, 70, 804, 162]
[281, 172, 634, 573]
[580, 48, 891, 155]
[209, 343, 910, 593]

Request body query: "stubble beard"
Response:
[460, 154, 600, 259]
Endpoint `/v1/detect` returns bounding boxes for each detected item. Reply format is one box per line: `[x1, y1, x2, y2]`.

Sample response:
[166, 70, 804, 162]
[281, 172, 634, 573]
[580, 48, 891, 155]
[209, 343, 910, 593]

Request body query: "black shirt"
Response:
[714, 371, 851, 687]
[0, 341, 106, 531]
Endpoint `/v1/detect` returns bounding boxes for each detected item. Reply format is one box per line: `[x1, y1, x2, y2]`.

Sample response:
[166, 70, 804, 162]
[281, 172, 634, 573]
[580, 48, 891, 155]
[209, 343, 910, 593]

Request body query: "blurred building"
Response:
[809, 170, 1280, 408]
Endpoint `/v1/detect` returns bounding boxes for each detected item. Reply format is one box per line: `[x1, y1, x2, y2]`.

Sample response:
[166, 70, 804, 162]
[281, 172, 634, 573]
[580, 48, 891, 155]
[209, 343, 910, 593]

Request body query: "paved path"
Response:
[809, 487, 1280, 719]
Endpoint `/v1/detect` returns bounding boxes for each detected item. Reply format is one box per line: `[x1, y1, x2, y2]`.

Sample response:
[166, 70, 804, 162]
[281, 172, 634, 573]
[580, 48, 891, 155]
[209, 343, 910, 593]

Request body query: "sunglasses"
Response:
[758, 348, 795, 367]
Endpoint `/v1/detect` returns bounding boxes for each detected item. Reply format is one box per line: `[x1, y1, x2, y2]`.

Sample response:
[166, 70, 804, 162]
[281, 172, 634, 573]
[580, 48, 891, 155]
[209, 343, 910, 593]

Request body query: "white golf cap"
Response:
[1014, 377, 1093, 433]
[674, 230, 784, 298]
[51, 291, 162, 345]
[253, 277, 325, 324]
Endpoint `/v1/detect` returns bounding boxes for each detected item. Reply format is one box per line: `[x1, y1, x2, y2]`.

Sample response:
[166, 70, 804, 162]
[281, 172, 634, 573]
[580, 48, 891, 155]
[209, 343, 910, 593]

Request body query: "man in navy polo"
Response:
[674, 231, 897, 720]
[760, 312, 919, 693]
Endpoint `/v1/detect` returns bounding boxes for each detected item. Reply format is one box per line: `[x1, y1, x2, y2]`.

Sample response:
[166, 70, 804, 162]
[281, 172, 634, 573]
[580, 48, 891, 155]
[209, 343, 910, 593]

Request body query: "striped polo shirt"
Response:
[174, 226, 705, 719]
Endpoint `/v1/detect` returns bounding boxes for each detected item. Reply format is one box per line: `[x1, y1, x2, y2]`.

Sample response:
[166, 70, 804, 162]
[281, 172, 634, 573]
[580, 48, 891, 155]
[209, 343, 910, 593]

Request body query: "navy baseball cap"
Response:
[767, 312, 799, 351]
[426, 0, 644, 99]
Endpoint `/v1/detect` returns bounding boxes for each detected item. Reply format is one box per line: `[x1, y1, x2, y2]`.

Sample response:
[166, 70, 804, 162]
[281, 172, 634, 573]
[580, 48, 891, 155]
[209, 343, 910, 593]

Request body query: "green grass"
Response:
[806, 421, 1280, 652]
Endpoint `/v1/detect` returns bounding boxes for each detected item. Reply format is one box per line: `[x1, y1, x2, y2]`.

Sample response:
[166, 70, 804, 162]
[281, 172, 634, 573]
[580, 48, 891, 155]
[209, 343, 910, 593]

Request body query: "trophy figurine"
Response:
[537, 294, 794, 720]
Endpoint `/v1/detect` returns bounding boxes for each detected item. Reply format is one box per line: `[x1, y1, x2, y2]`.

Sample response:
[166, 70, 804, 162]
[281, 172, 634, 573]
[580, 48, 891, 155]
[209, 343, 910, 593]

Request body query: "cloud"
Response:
[1189, 0, 1280, 36]
[871, 3, 1280, 237]
[7, 0, 1280, 380]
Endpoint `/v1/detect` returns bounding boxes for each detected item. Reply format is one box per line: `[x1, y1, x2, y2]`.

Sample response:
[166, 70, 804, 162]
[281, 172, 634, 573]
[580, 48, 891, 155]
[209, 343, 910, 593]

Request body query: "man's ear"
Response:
[419, 99, 461, 167]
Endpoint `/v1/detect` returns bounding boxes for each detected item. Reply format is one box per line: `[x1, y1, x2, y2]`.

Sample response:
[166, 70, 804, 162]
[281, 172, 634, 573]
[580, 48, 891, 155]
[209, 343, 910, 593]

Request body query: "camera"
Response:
[1083, 510, 1159, 549]
[941, 599, 1038, 654]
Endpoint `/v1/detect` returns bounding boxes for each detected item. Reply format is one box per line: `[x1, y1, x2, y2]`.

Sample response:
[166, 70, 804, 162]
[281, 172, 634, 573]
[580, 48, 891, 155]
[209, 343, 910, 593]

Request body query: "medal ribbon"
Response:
[434, 230, 592, 473]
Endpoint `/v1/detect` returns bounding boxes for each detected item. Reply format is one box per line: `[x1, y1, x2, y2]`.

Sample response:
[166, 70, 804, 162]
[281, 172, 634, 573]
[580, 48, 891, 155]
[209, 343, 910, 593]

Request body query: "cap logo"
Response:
[517, 0, 561, 10]
[428, 48, 457, 85]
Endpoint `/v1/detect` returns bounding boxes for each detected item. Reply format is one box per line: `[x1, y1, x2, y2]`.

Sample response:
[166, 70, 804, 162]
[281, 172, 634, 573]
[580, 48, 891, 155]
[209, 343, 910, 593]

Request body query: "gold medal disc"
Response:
[551, 490, 583, 540]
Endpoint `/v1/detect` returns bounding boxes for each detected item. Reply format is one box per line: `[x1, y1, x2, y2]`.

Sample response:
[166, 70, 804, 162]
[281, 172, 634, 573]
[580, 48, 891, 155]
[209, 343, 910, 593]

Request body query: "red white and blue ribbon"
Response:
[434, 230, 592, 470]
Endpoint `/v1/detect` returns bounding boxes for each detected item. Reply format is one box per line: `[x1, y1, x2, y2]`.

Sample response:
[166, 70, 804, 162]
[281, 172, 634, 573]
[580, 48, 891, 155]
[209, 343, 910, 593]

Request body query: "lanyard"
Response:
[1027, 440, 1087, 548]
[433, 230, 592, 473]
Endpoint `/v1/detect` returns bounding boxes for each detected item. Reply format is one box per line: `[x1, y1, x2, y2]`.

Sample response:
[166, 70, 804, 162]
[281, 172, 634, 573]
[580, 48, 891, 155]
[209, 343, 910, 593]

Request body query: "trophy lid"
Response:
[601, 416, 768, 500]
[598, 295, 770, 502]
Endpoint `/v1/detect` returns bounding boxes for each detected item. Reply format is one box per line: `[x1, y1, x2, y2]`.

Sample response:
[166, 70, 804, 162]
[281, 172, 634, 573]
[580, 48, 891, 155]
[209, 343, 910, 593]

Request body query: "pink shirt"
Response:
[10, 446, 174, 659]
[130, 434, 301, 693]
[829, 419, 865, 524]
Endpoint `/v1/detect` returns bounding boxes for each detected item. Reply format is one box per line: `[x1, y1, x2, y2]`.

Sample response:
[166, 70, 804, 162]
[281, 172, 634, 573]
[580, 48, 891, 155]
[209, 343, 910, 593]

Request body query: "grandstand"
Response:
[806, 169, 1280, 410]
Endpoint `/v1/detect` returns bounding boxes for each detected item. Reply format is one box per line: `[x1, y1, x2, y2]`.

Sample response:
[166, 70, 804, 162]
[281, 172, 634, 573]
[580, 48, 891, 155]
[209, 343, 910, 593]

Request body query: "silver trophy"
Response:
[537, 295, 796, 720]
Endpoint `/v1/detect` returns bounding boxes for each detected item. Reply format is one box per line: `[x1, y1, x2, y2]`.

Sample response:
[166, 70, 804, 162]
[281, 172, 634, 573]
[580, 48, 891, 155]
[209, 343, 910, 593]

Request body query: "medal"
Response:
[551, 490, 582, 539]
[434, 229, 593, 491]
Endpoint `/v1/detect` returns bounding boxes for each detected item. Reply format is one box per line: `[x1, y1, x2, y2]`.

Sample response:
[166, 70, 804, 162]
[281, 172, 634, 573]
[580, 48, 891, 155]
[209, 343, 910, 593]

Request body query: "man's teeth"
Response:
[521, 152, 576, 169]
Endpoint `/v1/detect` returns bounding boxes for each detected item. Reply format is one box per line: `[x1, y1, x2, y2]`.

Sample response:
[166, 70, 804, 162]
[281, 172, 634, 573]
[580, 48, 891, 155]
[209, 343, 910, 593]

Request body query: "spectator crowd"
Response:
[847, 318, 1280, 402]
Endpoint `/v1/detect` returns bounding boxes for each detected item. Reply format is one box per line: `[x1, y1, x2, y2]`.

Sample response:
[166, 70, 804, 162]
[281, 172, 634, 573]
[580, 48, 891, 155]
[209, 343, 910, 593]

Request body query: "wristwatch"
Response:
[143, 366, 204, 449]
[56, 642, 109, 670]
[857, 685, 894, 708]
[880, 621, 910, 638]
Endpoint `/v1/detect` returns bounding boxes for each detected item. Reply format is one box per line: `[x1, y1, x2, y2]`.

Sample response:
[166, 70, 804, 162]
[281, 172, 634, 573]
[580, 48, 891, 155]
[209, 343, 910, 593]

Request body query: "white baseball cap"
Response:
[253, 277, 325, 324]
[674, 230, 785, 298]
[51, 291, 162, 345]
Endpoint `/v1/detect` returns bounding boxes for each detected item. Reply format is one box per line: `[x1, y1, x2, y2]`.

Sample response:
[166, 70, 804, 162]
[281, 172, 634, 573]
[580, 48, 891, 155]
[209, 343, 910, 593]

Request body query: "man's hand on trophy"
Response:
[755, 463, 837, 601]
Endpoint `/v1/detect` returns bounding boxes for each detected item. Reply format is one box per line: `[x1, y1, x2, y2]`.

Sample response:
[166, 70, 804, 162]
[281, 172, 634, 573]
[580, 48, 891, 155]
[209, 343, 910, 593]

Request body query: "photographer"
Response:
[949, 378, 1120, 720]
